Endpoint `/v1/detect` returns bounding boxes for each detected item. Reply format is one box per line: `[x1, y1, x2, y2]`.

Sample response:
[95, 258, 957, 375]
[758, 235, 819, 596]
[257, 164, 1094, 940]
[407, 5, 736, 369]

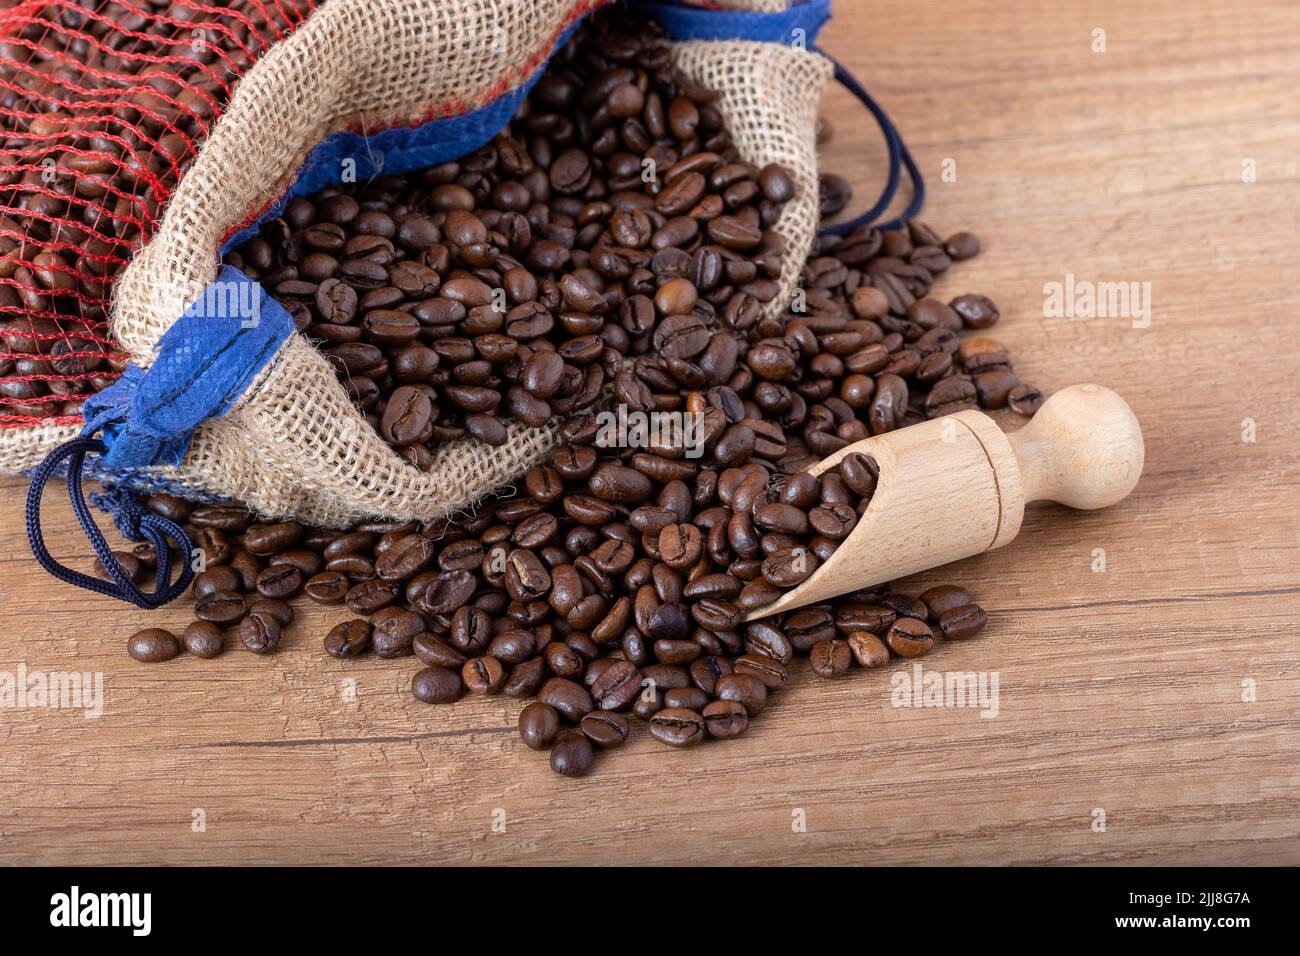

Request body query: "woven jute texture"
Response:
[12, 0, 832, 529]
[0, 422, 81, 473]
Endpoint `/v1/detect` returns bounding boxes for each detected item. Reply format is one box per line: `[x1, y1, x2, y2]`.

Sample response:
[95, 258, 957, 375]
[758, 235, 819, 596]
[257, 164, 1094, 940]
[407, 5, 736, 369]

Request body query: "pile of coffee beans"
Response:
[124, 460, 986, 778]
[223, 10, 799, 465]
[0, 1, 315, 420]
[108, 9, 1028, 778]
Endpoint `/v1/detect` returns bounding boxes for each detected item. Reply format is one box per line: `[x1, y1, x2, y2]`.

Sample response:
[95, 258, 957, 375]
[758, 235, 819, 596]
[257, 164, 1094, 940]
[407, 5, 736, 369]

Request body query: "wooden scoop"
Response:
[746, 384, 1144, 620]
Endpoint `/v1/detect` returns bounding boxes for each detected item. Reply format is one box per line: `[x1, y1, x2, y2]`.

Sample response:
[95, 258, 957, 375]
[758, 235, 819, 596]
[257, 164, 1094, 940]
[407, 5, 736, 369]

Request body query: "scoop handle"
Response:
[1006, 384, 1144, 509]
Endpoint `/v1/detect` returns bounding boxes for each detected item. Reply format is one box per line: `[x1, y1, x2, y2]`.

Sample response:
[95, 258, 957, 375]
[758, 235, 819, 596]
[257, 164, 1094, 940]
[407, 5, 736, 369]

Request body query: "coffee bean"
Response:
[580, 710, 630, 749]
[504, 658, 548, 698]
[375, 534, 435, 580]
[1008, 383, 1044, 416]
[703, 700, 749, 739]
[256, 564, 303, 599]
[886, 617, 935, 657]
[128, 628, 180, 663]
[920, 585, 971, 622]
[347, 579, 401, 614]
[462, 656, 506, 694]
[304, 570, 350, 604]
[591, 659, 642, 711]
[195, 590, 247, 625]
[325, 620, 372, 658]
[649, 707, 705, 747]
[658, 523, 703, 568]
[835, 604, 895, 635]
[538, 677, 594, 722]
[413, 666, 464, 704]
[239, 612, 281, 655]
[250, 598, 293, 627]
[550, 732, 595, 777]
[414, 633, 466, 668]
[937, 604, 988, 640]
[819, 173, 852, 218]
[809, 638, 852, 678]
[194, 565, 240, 599]
[182, 621, 224, 659]
[715, 673, 767, 716]
[846, 631, 890, 668]
[243, 521, 303, 556]
[734, 654, 787, 689]
[944, 232, 980, 260]
[519, 702, 561, 750]
[370, 607, 423, 658]
[949, 294, 999, 329]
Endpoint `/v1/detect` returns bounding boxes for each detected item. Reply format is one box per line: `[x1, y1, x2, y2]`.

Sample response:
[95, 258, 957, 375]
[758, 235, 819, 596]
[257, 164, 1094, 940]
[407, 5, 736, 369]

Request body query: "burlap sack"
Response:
[53, 0, 834, 528]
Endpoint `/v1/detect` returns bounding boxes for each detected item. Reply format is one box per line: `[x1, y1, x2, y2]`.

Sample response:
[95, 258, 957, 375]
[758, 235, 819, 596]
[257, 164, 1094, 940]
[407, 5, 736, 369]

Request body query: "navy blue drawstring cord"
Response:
[26, 437, 194, 609]
[817, 51, 926, 236]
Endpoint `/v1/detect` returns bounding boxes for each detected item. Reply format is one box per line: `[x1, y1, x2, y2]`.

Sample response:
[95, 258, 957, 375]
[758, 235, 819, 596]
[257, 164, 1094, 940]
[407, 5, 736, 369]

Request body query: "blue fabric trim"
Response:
[80, 265, 294, 471]
[630, 0, 831, 44]
[221, 15, 592, 252]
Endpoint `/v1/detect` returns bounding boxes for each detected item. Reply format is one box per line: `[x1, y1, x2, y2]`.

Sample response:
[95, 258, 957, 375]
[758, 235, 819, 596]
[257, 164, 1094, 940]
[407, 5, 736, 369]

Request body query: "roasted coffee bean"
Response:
[649, 707, 705, 747]
[550, 732, 595, 777]
[886, 616, 935, 657]
[809, 638, 852, 678]
[846, 631, 890, 668]
[256, 564, 303, 600]
[414, 633, 466, 668]
[346, 579, 401, 614]
[835, 603, 896, 635]
[882, 593, 929, 621]
[489, 630, 536, 666]
[1008, 383, 1045, 416]
[250, 598, 294, 627]
[945, 232, 980, 260]
[519, 702, 561, 750]
[663, 687, 710, 711]
[580, 710, 630, 749]
[195, 590, 247, 625]
[421, 570, 477, 615]
[734, 654, 787, 689]
[462, 655, 506, 694]
[239, 612, 282, 655]
[839, 452, 879, 498]
[182, 621, 224, 659]
[699, 700, 747, 739]
[715, 673, 767, 716]
[949, 294, 999, 329]
[819, 173, 852, 218]
[92, 550, 141, 584]
[449, 605, 493, 654]
[591, 659, 642, 711]
[304, 570, 350, 604]
[243, 521, 303, 556]
[128, 628, 180, 663]
[375, 534, 435, 580]
[937, 604, 988, 640]
[193, 565, 241, 599]
[504, 657, 548, 698]
[920, 584, 971, 622]
[538, 677, 594, 722]
[325, 620, 372, 658]
[413, 666, 464, 704]
[745, 620, 794, 663]
[370, 607, 424, 658]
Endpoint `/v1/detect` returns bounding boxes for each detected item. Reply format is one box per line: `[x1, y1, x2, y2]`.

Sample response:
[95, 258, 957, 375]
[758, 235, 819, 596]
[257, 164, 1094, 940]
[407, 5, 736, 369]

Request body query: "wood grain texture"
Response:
[1, 0, 1298, 865]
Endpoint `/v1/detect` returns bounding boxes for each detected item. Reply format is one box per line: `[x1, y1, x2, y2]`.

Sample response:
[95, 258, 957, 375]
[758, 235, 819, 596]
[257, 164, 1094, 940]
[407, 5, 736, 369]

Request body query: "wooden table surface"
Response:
[2, 0, 1298, 866]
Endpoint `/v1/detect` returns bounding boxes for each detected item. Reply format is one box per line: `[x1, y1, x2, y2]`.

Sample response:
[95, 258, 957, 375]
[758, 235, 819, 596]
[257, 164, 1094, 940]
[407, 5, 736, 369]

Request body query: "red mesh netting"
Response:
[0, 0, 318, 428]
